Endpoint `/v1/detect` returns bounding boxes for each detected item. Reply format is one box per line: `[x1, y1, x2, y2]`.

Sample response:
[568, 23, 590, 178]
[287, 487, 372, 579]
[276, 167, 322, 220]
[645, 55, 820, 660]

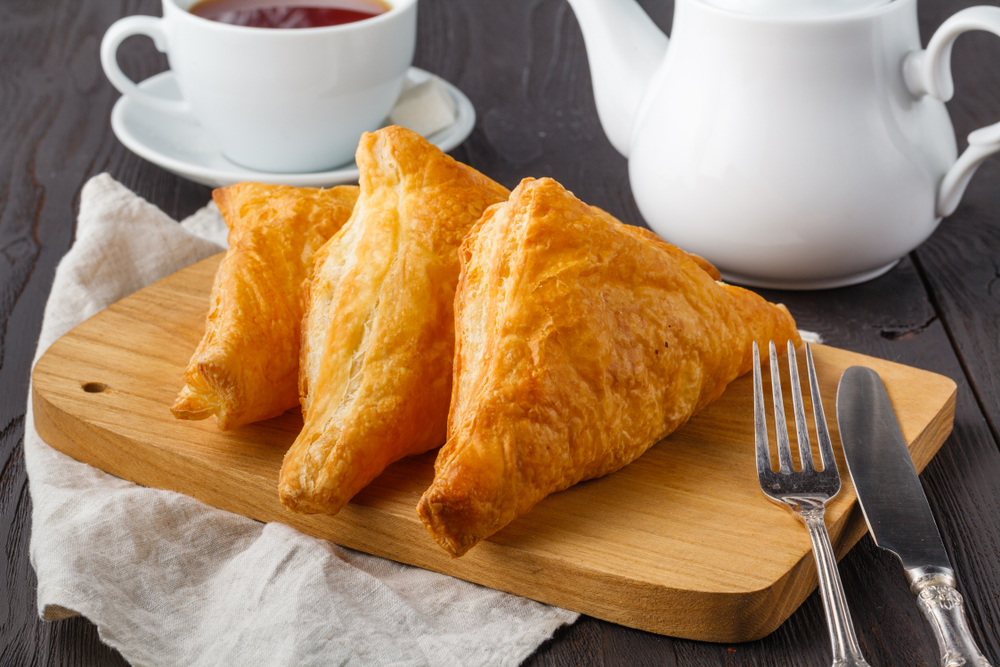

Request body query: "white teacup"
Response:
[101, 0, 417, 173]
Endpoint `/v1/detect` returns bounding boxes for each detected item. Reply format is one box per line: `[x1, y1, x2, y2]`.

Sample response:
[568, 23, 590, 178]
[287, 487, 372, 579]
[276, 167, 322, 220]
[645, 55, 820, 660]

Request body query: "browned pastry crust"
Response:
[417, 177, 801, 557]
[279, 126, 510, 515]
[171, 182, 358, 430]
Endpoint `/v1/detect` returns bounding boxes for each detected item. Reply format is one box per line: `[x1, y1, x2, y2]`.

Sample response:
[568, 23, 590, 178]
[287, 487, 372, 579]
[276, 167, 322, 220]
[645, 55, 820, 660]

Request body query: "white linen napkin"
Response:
[24, 173, 577, 667]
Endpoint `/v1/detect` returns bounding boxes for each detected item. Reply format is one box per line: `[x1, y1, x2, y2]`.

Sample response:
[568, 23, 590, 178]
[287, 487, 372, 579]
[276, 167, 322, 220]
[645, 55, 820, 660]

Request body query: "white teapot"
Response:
[566, 0, 1000, 288]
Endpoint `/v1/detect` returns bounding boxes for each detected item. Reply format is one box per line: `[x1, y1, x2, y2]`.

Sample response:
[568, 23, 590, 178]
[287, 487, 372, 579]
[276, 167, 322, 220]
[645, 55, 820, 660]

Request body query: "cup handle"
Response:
[100, 15, 191, 116]
[903, 6, 1000, 218]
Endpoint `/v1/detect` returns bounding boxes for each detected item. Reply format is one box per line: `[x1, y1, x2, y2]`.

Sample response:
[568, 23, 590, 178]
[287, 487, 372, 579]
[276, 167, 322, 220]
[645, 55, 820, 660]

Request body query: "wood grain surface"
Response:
[31, 254, 957, 642]
[2, 0, 1000, 664]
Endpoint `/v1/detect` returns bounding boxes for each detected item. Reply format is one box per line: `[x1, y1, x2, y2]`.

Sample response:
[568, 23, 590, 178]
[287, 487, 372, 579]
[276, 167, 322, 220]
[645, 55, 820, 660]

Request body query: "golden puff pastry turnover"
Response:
[171, 182, 359, 430]
[279, 126, 510, 515]
[417, 177, 801, 557]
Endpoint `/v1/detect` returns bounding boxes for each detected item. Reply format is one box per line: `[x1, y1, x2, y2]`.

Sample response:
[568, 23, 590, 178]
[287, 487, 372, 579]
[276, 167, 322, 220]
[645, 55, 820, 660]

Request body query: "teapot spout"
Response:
[566, 0, 668, 157]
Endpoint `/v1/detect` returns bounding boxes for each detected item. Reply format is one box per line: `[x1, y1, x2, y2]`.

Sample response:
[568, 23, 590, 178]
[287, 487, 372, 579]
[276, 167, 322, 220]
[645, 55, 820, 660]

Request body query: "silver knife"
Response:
[837, 366, 993, 667]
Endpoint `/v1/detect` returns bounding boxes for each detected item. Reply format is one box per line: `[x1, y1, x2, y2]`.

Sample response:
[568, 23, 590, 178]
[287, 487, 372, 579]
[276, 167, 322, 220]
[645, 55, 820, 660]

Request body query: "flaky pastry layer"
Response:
[172, 182, 358, 430]
[279, 126, 510, 515]
[417, 177, 801, 556]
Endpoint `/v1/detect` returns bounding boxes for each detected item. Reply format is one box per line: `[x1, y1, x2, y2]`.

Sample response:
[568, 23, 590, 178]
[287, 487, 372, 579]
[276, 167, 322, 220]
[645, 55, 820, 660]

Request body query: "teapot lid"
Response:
[700, 0, 891, 18]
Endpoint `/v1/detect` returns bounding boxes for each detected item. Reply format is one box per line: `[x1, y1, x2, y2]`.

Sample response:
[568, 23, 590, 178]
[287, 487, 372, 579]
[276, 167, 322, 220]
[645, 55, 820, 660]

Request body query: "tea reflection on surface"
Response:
[188, 0, 390, 28]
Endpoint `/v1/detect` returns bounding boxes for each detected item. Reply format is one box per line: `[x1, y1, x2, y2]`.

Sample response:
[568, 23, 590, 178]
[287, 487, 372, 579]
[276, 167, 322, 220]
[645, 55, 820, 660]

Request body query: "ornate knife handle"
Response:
[907, 567, 994, 667]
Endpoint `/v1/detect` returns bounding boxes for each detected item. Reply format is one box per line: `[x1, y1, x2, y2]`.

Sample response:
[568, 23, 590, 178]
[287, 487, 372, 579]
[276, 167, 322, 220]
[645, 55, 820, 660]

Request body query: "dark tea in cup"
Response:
[188, 0, 390, 28]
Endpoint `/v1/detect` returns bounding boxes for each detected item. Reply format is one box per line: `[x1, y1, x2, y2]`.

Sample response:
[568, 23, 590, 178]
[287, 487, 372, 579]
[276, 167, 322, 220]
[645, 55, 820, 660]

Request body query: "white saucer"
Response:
[110, 67, 477, 188]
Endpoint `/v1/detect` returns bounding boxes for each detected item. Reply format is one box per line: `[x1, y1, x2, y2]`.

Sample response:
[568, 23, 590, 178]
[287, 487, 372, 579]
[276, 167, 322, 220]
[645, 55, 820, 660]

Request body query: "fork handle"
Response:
[906, 569, 994, 667]
[800, 508, 872, 667]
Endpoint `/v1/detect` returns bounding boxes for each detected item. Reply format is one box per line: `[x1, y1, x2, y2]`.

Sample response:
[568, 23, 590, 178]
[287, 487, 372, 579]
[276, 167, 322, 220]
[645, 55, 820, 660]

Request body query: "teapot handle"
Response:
[903, 6, 1000, 218]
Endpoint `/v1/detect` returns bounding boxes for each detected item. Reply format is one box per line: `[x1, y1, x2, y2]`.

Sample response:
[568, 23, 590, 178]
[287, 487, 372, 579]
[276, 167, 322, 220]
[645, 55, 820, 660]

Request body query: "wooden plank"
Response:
[905, 19, 1000, 657]
[5, 0, 1000, 662]
[32, 253, 956, 642]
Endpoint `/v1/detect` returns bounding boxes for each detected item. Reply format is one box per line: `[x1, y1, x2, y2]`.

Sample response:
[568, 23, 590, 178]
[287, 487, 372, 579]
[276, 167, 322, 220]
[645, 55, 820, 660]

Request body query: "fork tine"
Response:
[806, 342, 838, 473]
[769, 340, 794, 473]
[787, 340, 816, 472]
[753, 342, 772, 476]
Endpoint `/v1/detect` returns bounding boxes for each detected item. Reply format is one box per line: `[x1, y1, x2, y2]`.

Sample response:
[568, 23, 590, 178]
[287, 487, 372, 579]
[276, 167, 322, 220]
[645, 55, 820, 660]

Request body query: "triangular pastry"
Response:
[279, 126, 510, 514]
[417, 177, 801, 556]
[172, 182, 358, 430]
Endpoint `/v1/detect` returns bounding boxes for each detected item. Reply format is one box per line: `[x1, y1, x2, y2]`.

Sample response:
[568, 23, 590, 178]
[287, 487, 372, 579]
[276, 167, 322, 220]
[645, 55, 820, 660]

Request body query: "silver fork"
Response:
[754, 340, 872, 667]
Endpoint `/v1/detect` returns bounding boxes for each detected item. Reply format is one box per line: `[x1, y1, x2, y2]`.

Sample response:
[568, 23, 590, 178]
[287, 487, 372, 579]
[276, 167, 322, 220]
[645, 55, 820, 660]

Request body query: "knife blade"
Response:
[837, 366, 993, 667]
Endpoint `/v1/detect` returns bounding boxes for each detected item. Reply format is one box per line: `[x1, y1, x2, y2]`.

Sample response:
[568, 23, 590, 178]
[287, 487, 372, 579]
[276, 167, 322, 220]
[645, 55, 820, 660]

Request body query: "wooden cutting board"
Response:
[31, 253, 956, 643]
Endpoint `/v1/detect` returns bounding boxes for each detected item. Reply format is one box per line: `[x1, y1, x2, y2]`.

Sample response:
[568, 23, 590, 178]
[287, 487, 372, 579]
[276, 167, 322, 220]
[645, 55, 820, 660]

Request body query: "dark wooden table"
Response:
[3, 0, 1000, 664]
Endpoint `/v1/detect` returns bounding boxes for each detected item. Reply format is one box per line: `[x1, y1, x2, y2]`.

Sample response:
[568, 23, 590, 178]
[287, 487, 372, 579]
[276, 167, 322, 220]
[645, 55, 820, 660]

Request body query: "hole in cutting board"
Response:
[82, 382, 109, 393]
